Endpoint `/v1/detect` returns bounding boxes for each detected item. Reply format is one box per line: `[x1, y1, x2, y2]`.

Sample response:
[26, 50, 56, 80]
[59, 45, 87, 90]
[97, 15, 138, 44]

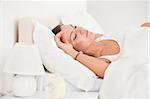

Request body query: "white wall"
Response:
[87, 1, 148, 34]
[148, 0, 150, 98]
[0, 1, 4, 92]
[87, 0, 149, 98]
[148, 0, 150, 21]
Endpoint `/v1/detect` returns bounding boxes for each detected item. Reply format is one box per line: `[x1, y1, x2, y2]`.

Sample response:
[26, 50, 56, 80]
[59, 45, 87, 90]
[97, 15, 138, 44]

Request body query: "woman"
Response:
[53, 24, 121, 78]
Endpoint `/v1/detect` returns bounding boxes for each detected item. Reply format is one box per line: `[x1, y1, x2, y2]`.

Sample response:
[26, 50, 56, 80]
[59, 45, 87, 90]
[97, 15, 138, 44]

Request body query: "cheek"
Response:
[72, 34, 94, 50]
[79, 38, 92, 45]
[73, 44, 82, 51]
[73, 41, 88, 51]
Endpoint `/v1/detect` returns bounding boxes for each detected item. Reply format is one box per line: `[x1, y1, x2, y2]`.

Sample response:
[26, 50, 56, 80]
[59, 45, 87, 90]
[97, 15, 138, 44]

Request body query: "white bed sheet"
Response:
[34, 92, 99, 99]
[65, 79, 102, 92]
[99, 27, 149, 99]
[63, 80, 101, 99]
[36, 74, 101, 99]
[63, 92, 99, 99]
[0, 92, 99, 99]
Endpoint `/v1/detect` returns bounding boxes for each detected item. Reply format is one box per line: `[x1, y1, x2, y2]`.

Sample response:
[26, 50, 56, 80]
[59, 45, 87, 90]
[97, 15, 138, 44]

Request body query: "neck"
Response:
[83, 34, 103, 57]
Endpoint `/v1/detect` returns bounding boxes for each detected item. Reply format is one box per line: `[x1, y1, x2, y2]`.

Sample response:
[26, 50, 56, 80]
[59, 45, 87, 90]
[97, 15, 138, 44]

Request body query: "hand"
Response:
[141, 22, 150, 27]
[55, 31, 72, 49]
[54, 31, 78, 58]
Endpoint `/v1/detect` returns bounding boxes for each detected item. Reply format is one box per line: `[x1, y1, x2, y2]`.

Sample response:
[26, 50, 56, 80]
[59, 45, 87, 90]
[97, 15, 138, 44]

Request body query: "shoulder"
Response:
[100, 40, 120, 56]
[95, 33, 121, 55]
[94, 34, 103, 40]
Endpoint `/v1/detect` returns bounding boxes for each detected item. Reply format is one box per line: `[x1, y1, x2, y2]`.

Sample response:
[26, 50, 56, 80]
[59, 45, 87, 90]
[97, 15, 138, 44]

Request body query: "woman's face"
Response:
[60, 24, 95, 51]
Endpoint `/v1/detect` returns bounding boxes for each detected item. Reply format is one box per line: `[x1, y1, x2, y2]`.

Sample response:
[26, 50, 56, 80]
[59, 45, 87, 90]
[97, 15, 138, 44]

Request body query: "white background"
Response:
[0, 0, 149, 93]
[87, 1, 148, 33]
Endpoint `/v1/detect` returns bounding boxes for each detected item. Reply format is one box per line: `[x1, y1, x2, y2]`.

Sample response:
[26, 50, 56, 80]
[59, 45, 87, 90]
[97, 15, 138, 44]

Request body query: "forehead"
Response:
[61, 25, 74, 43]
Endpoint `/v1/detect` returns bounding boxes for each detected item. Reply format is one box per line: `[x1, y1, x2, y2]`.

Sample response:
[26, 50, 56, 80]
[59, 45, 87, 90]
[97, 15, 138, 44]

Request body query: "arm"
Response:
[67, 48, 109, 78]
[55, 32, 109, 78]
[141, 22, 150, 27]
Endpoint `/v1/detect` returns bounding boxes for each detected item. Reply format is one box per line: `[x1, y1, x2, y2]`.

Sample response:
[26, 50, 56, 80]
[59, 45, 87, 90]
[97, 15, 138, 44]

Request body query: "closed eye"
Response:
[70, 32, 77, 42]
[70, 24, 73, 27]
[73, 33, 77, 41]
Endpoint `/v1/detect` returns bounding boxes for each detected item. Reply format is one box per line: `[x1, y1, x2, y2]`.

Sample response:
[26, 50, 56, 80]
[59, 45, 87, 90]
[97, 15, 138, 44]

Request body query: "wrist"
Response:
[74, 51, 83, 60]
[68, 49, 78, 59]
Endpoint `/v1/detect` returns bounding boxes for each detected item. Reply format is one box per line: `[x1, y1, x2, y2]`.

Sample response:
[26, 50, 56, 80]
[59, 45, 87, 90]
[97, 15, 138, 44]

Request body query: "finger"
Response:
[55, 40, 63, 48]
[55, 37, 62, 47]
[55, 31, 63, 39]
[141, 23, 146, 27]
[55, 31, 63, 42]
[54, 32, 64, 48]
[141, 22, 150, 27]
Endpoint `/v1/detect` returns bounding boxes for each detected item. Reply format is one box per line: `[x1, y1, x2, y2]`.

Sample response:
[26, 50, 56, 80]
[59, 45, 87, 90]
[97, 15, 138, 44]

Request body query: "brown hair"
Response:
[52, 24, 62, 35]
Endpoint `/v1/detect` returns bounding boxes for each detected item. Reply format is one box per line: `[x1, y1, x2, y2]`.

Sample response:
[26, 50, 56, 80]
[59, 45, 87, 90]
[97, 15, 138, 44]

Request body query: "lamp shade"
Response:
[3, 43, 45, 75]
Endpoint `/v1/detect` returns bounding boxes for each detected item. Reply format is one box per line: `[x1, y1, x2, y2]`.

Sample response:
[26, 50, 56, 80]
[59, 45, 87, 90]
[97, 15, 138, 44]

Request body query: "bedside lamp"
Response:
[3, 42, 45, 97]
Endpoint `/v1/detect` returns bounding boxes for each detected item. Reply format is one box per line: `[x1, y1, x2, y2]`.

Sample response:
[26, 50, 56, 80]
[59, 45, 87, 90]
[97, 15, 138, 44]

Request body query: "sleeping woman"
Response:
[52, 23, 121, 78]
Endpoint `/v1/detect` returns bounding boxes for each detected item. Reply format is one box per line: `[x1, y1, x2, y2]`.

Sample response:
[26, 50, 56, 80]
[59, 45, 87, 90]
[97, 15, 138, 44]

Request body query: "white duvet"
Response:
[99, 27, 149, 99]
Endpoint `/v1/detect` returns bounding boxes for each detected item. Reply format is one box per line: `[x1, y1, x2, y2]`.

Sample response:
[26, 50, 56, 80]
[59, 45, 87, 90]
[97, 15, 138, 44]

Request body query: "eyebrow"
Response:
[70, 24, 77, 29]
[70, 24, 73, 28]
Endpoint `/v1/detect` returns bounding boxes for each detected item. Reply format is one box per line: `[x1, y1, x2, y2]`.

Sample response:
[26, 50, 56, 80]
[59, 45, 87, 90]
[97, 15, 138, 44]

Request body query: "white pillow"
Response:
[36, 16, 60, 30]
[33, 22, 101, 91]
[61, 11, 104, 34]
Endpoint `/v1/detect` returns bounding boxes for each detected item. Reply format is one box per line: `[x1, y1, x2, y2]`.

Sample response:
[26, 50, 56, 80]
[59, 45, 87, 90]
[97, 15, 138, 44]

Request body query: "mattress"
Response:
[0, 93, 99, 99]
[65, 79, 102, 92]
[38, 75, 101, 99]
[63, 80, 100, 99]
[63, 92, 99, 99]
[34, 91, 99, 99]
[1, 74, 101, 99]
[34, 80, 101, 99]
